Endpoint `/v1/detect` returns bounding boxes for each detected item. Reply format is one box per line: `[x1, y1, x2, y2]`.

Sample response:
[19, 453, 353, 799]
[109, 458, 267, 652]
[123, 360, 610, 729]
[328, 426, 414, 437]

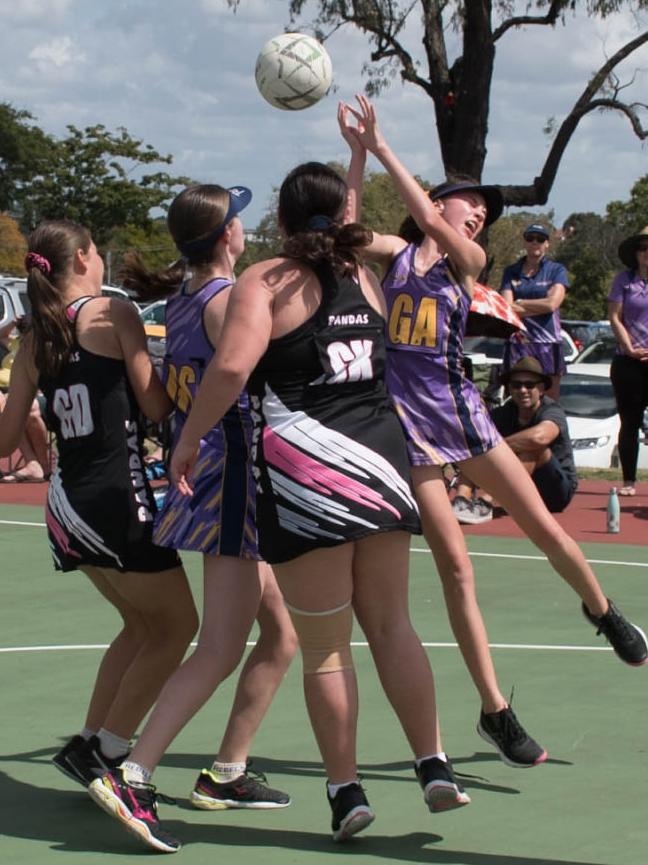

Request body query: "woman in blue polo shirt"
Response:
[500, 223, 569, 399]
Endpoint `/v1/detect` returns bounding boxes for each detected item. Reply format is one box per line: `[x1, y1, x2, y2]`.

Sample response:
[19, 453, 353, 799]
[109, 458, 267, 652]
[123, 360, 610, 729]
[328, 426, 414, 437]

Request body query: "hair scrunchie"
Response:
[305, 214, 334, 232]
[25, 252, 52, 275]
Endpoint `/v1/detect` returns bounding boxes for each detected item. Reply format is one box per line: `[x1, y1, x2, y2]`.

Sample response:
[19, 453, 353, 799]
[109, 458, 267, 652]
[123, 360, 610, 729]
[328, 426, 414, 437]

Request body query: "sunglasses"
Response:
[509, 379, 542, 390]
[636, 244, 648, 253]
[524, 234, 547, 244]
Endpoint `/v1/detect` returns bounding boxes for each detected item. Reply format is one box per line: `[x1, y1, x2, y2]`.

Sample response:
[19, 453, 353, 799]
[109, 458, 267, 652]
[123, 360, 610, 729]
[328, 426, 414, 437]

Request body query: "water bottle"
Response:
[607, 487, 620, 534]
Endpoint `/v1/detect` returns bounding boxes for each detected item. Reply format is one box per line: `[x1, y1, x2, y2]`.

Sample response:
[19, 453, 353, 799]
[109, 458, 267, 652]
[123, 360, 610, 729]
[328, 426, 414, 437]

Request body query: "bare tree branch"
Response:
[499, 28, 648, 206]
[493, 0, 573, 42]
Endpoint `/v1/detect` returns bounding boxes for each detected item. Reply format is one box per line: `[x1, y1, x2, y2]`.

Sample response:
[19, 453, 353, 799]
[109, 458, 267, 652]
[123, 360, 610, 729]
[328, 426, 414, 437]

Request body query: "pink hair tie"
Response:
[25, 252, 52, 275]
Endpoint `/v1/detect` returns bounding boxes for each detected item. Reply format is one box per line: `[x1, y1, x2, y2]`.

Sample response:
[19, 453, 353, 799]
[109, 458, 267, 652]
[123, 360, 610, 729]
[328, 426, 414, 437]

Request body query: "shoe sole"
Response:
[190, 791, 290, 810]
[88, 778, 180, 854]
[476, 723, 548, 768]
[332, 807, 375, 842]
[455, 513, 493, 525]
[424, 781, 471, 812]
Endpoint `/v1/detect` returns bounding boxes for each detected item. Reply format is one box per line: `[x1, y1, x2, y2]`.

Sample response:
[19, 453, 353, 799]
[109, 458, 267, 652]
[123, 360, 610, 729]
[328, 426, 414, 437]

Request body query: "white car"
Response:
[561, 363, 648, 469]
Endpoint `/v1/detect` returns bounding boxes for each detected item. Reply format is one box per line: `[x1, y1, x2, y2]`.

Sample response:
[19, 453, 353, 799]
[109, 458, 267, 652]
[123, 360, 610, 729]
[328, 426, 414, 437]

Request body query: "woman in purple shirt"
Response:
[608, 226, 648, 496]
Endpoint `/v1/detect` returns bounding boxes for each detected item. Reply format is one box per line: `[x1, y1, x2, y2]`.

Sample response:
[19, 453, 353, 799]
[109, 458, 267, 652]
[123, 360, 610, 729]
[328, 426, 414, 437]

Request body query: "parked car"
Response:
[0, 278, 30, 329]
[561, 363, 648, 469]
[464, 329, 578, 367]
[139, 300, 166, 370]
[561, 319, 612, 353]
[573, 336, 617, 365]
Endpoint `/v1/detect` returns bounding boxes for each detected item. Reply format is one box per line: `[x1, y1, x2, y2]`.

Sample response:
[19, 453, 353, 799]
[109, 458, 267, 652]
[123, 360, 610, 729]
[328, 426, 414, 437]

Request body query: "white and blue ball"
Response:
[255, 32, 333, 111]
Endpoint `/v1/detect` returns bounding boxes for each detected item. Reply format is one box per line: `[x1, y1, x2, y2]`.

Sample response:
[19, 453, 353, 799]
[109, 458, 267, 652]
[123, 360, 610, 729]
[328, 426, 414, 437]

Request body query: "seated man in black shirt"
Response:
[452, 357, 578, 523]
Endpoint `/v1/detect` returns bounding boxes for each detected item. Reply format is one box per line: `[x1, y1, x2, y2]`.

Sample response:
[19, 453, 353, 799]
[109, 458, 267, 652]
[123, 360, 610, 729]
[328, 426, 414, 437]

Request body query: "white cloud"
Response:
[0, 0, 645, 230]
[0, 0, 72, 20]
[29, 36, 84, 68]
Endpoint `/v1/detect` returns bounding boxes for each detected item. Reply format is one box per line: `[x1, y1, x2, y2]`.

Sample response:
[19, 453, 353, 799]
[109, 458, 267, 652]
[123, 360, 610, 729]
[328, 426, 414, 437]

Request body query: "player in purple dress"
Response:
[88, 185, 297, 853]
[339, 95, 648, 770]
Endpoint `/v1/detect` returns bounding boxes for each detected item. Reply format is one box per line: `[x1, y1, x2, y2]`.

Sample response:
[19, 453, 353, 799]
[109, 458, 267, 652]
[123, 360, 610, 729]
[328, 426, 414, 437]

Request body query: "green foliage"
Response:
[0, 212, 27, 275]
[606, 173, 648, 236]
[104, 219, 178, 283]
[19, 124, 191, 244]
[358, 169, 410, 235]
[0, 104, 191, 245]
[0, 103, 53, 214]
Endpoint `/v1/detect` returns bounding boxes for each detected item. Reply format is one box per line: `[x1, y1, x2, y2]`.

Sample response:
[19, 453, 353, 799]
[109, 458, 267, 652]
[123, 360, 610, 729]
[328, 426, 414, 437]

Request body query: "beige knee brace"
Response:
[285, 600, 354, 674]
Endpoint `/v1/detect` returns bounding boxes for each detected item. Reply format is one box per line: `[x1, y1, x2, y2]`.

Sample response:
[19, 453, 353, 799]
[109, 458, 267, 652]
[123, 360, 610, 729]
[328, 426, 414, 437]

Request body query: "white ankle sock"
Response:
[80, 727, 97, 741]
[415, 752, 447, 767]
[121, 761, 152, 785]
[97, 728, 131, 759]
[327, 778, 359, 798]
[210, 759, 247, 782]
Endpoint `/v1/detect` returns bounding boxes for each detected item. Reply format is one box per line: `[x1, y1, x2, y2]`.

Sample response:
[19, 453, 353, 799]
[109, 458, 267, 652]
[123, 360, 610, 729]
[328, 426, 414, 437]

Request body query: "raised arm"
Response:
[344, 95, 486, 284]
[338, 100, 407, 271]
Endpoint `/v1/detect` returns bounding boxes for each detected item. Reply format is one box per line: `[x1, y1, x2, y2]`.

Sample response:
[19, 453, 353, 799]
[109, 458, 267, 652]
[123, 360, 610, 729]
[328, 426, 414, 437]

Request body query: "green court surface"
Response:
[1, 502, 647, 864]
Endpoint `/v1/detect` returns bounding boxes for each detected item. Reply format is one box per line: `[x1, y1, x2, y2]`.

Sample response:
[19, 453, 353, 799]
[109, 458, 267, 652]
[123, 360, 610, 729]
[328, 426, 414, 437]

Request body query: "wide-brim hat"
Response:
[500, 356, 552, 390]
[430, 180, 503, 226]
[618, 225, 648, 269]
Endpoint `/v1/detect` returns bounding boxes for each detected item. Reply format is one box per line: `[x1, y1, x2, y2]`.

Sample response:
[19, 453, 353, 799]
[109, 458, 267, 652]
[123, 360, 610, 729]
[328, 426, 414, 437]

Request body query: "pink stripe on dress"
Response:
[263, 427, 401, 518]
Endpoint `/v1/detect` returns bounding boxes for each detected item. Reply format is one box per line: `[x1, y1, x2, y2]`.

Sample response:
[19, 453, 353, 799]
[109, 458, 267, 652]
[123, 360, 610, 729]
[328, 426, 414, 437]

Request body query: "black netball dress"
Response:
[39, 297, 180, 573]
[246, 262, 421, 564]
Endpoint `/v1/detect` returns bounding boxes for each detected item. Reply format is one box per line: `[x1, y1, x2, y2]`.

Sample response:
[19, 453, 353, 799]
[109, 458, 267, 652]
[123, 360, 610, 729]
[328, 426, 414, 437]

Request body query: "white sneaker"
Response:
[456, 497, 493, 525]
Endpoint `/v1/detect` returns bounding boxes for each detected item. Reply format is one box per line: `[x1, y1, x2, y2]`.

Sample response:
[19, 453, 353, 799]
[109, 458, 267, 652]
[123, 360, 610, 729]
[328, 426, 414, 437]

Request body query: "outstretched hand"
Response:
[169, 436, 199, 497]
[338, 94, 386, 156]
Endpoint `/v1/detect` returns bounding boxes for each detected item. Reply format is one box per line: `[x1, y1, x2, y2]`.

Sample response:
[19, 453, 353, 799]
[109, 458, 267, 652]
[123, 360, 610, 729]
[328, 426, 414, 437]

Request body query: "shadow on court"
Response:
[0, 768, 612, 865]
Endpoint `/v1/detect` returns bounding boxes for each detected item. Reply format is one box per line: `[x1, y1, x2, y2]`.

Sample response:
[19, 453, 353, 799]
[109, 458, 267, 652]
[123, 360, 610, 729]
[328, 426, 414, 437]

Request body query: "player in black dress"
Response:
[0, 220, 197, 788]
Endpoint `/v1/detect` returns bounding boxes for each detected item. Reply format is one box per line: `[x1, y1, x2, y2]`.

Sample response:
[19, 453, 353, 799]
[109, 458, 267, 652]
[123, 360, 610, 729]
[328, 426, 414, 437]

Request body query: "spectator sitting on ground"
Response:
[452, 357, 578, 524]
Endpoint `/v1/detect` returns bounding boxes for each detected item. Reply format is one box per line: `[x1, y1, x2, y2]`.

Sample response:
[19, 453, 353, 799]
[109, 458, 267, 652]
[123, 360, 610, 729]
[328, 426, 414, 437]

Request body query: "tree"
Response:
[0, 104, 192, 244]
[104, 220, 178, 284]
[0, 103, 53, 214]
[0, 212, 27, 275]
[606, 173, 648, 235]
[260, 1, 648, 207]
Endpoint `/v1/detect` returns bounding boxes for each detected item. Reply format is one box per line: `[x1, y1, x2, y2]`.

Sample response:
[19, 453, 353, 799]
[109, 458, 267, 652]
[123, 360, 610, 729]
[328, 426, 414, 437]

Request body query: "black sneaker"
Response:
[190, 766, 290, 810]
[59, 735, 128, 787]
[477, 707, 548, 768]
[415, 757, 471, 812]
[88, 769, 180, 854]
[326, 782, 375, 842]
[582, 598, 648, 666]
[53, 735, 86, 784]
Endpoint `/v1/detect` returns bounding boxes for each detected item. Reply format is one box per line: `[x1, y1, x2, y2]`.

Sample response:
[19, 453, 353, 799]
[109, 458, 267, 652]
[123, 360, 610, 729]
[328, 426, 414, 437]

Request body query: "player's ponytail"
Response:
[279, 162, 372, 273]
[25, 220, 92, 379]
[121, 184, 233, 302]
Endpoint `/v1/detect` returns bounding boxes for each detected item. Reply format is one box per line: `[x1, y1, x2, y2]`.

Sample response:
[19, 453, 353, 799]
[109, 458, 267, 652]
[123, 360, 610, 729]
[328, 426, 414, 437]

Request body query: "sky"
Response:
[0, 0, 646, 232]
